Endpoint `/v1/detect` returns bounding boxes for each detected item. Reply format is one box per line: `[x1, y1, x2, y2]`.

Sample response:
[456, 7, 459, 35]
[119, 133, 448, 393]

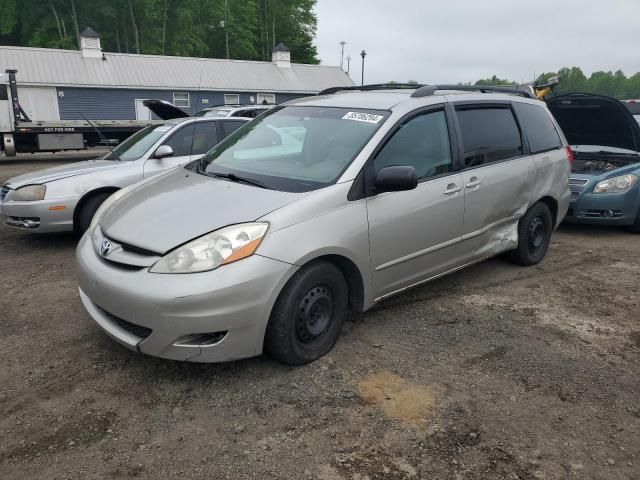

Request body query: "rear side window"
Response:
[513, 102, 562, 154]
[455, 107, 523, 167]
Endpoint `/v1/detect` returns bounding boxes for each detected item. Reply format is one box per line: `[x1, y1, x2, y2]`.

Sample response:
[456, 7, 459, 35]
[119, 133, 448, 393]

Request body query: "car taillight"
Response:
[565, 146, 574, 165]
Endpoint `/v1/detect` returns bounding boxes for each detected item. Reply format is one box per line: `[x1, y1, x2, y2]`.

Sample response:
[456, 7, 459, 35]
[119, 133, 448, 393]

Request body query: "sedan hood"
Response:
[100, 169, 301, 253]
[547, 94, 640, 153]
[5, 159, 119, 188]
[143, 99, 190, 120]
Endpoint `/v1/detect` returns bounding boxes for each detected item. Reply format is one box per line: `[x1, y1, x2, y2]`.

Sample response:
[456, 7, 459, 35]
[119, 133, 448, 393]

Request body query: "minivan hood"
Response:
[143, 99, 190, 120]
[100, 169, 301, 253]
[5, 159, 119, 189]
[547, 94, 640, 153]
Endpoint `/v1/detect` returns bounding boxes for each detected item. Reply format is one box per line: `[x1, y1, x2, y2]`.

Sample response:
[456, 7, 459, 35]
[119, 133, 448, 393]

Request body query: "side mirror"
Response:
[374, 166, 418, 193]
[154, 145, 174, 159]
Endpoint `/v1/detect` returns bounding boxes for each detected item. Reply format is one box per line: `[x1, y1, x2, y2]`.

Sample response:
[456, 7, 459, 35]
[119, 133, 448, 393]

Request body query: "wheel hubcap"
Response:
[527, 217, 545, 255]
[296, 285, 334, 345]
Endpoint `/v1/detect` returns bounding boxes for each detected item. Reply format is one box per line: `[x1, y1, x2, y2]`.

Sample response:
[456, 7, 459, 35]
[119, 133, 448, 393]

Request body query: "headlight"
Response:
[6, 185, 46, 201]
[88, 188, 130, 234]
[593, 174, 638, 193]
[149, 222, 269, 274]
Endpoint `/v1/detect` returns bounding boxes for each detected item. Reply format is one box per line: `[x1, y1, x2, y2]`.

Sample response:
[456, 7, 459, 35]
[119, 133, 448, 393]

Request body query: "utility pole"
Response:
[339, 41, 346, 70]
[346, 55, 351, 75]
[360, 50, 367, 86]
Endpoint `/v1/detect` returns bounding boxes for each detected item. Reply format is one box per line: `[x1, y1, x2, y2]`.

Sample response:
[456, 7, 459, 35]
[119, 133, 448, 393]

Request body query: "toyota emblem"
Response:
[100, 239, 112, 256]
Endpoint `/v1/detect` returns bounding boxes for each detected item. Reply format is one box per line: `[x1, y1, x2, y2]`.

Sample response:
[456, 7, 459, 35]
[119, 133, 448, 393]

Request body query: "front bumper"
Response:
[76, 234, 297, 363]
[564, 189, 639, 226]
[0, 196, 77, 233]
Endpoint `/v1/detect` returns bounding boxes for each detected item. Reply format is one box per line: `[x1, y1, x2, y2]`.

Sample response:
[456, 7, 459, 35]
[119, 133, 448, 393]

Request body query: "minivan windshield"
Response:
[104, 124, 169, 161]
[198, 106, 389, 192]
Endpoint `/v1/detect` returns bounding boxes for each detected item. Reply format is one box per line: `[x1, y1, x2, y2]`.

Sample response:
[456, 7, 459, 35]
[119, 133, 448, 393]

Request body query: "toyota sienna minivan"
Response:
[77, 84, 571, 365]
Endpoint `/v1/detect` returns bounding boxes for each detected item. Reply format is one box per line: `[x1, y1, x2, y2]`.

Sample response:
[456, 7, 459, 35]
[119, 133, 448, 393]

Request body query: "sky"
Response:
[314, 0, 640, 85]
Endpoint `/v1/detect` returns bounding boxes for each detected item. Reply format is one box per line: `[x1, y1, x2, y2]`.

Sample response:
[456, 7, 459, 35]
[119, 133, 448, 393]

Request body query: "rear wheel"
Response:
[75, 192, 113, 237]
[509, 202, 553, 266]
[264, 261, 348, 365]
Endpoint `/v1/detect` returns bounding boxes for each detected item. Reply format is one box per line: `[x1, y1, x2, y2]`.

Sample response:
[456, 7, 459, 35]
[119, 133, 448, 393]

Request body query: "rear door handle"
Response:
[444, 184, 462, 195]
[465, 179, 481, 188]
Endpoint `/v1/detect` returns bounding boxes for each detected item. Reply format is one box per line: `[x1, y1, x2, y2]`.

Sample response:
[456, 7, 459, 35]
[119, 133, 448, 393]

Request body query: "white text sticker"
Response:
[342, 111, 384, 124]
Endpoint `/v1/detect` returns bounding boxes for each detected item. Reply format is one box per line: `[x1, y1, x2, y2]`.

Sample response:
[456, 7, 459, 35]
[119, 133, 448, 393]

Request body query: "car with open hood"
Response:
[142, 99, 272, 120]
[76, 84, 571, 365]
[548, 94, 640, 232]
[0, 116, 248, 235]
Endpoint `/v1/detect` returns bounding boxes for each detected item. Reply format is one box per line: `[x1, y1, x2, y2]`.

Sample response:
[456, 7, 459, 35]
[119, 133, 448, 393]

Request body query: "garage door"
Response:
[17, 86, 60, 121]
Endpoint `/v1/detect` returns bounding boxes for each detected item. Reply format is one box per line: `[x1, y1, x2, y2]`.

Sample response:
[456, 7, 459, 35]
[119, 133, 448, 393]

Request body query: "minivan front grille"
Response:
[96, 304, 152, 339]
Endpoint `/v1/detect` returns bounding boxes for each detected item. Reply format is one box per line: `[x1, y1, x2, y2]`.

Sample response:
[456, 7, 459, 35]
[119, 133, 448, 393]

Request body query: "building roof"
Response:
[0, 46, 353, 93]
[272, 43, 290, 52]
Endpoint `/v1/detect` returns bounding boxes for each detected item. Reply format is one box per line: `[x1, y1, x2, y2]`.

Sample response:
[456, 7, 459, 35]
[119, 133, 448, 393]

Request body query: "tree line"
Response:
[0, 0, 319, 64]
[475, 67, 640, 99]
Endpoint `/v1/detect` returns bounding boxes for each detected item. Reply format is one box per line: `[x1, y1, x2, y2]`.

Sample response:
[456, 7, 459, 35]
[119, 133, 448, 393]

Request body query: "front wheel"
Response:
[509, 202, 553, 266]
[75, 192, 113, 237]
[627, 209, 640, 234]
[264, 261, 348, 365]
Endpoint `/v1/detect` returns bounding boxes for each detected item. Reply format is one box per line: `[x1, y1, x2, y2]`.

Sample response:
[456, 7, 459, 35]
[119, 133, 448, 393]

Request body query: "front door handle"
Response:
[466, 177, 481, 188]
[444, 184, 462, 195]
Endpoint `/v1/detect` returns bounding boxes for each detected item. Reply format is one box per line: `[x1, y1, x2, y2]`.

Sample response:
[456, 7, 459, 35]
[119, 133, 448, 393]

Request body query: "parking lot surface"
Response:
[1, 156, 639, 480]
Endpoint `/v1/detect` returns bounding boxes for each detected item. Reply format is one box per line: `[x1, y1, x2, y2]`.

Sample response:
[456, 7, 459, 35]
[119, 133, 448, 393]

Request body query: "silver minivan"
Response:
[77, 85, 571, 365]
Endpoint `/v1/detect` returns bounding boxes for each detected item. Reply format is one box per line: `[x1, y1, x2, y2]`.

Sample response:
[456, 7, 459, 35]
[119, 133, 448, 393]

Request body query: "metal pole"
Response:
[339, 41, 346, 70]
[346, 55, 351, 75]
[360, 50, 367, 86]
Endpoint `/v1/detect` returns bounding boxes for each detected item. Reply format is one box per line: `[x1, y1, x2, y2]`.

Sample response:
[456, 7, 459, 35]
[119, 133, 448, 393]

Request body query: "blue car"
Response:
[548, 94, 640, 233]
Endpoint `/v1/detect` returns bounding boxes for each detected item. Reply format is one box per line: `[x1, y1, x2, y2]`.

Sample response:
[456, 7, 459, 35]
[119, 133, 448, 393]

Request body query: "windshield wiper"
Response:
[209, 172, 269, 189]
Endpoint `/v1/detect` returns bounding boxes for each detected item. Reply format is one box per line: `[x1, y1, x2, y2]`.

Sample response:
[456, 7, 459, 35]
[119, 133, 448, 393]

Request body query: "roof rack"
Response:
[317, 83, 425, 95]
[410, 84, 535, 99]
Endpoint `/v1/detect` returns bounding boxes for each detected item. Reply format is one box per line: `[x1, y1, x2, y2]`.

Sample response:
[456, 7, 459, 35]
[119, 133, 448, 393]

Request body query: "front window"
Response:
[104, 125, 169, 161]
[199, 106, 389, 192]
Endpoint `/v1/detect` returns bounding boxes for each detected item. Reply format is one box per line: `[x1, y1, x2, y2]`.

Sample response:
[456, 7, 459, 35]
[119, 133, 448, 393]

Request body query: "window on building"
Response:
[512, 102, 562, 154]
[455, 106, 523, 167]
[257, 93, 276, 105]
[224, 94, 240, 105]
[173, 92, 190, 108]
[374, 110, 452, 181]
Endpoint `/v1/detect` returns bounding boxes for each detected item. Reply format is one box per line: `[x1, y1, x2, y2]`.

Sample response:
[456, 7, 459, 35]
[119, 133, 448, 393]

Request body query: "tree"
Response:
[0, 0, 319, 63]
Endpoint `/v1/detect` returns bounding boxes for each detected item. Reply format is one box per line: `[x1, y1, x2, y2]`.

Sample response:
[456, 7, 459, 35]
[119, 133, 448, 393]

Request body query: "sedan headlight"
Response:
[593, 174, 638, 193]
[6, 185, 46, 201]
[149, 222, 269, 274]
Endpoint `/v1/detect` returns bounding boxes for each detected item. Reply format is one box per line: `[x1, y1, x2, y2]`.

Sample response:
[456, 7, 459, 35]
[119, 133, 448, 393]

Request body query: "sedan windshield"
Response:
[199, 106, 389, 192]
[104, 124, 169, 161]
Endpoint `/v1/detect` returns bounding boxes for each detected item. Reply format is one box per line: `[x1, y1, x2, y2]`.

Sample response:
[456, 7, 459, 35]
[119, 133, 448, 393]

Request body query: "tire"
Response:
[264, 261, 348, 365]
[627, 210, 640, 234]
[509, 202, 553, 266]
[75, 192, 113, 237]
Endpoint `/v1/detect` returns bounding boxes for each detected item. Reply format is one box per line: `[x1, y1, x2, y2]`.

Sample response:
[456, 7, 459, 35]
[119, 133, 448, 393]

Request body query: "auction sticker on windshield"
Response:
[342, 111, 384, 124]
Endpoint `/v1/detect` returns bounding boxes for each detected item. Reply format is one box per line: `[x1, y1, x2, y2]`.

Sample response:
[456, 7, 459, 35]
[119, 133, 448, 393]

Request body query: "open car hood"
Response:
[143, 99, 190, 120]
[547, 94, 640, 153]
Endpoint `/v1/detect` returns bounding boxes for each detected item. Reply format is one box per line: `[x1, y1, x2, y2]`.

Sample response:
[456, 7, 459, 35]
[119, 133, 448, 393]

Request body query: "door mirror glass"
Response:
[154, 145, 174, 159]
[374, 166, 418, 193]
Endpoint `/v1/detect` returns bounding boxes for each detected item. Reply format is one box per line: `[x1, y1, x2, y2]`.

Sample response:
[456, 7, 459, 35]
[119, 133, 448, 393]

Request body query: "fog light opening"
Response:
[173, 331, 228, 348]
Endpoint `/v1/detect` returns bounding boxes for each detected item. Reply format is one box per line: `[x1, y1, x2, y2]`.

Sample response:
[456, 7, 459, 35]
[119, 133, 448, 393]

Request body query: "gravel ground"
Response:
[1, 156, 639, 480]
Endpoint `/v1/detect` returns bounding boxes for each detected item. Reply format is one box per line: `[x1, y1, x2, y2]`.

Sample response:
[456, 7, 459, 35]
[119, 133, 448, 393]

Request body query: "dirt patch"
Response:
[357, 371, 434, 426]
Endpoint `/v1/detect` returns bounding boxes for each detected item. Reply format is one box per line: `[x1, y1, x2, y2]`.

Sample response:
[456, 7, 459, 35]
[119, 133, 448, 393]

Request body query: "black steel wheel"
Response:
[265, 261, 348, 365]
[509, 202, 553, 266]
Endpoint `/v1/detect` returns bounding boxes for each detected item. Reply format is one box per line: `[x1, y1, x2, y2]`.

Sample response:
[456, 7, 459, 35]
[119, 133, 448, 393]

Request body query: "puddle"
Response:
[357, 371, 433, 425]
